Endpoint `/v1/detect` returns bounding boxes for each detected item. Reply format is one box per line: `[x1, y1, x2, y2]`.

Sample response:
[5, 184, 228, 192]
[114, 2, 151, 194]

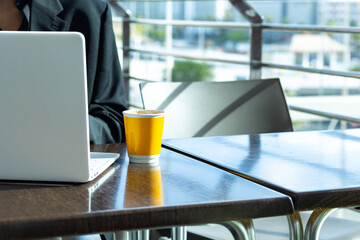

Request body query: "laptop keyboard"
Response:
[89, 158, 110, 173]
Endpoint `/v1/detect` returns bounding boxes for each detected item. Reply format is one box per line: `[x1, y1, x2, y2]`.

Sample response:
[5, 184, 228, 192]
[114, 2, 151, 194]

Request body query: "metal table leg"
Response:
[304, 208, 337, 240]
[287, 212, 304, 240]
[220, 219, 255, 240]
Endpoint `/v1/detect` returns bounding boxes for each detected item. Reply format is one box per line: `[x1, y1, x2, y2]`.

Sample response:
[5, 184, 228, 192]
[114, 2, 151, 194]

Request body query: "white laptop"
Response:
[0, 31, 119, 183]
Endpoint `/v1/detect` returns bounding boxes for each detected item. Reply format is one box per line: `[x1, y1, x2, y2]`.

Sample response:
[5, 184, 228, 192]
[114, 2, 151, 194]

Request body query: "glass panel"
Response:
[111, 0, 360, 132]
[262, 67, 360, 131]
[129, 52, 167, 81]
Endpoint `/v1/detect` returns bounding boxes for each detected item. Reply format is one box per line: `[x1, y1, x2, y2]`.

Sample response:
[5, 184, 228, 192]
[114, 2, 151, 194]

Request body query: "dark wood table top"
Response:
[0, 144, 293, 239]
[163, 129, 360, 211]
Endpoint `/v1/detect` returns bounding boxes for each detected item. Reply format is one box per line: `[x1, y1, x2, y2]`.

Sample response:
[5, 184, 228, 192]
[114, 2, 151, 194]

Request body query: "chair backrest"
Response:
[139, 78, 293, 139]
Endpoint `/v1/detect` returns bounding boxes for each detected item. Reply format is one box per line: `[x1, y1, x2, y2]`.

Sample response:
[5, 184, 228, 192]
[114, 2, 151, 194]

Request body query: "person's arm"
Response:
[87, 3, 127, 144]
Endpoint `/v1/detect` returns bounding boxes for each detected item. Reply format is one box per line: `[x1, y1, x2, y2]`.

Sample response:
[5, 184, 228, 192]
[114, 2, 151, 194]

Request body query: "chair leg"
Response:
[128, 230, 150, 240]
[112, 231, 129, 240]
[220, 219, 255, 240]
[171, 226, 187, 240]
[287, 212, 304, 240]
[304, 208, 337, 240]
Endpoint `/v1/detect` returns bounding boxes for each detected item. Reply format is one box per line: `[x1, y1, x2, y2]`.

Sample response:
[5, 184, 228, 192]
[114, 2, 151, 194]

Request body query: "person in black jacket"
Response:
[0, 0, 127, 144]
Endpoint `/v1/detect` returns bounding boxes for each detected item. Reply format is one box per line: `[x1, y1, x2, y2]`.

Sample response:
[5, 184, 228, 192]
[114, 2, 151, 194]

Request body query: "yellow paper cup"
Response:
[123, 110, 165, 163]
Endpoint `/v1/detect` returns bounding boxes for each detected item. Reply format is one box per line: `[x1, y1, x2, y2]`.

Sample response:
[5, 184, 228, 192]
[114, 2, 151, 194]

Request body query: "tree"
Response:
[148, 26, 165, 42]
[171, 61, 214, 82]
[223, 10, 233, 21]
[227, 29, 249, 43]
[350, 65, 360, 72]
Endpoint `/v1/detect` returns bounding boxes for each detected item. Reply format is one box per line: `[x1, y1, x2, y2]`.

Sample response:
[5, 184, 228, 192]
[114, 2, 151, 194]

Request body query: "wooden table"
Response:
[0, 144, 293, 239]
[163, 129, 360, 239]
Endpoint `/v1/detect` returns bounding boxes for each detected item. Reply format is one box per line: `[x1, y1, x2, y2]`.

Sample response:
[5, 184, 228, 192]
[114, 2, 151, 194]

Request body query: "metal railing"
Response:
[108, 0, 360, 128]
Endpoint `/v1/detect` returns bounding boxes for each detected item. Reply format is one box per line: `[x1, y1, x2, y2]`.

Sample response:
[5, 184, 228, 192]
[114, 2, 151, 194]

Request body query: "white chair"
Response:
[140, 78, 293, 139]
[139, 78, 303, 240]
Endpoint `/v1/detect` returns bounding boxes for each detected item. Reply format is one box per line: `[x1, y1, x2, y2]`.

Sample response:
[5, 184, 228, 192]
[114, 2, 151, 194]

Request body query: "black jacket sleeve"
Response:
[86, 3, 127, 144]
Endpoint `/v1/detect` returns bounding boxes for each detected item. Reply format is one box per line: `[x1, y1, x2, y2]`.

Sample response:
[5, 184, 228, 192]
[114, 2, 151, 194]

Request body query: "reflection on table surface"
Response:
[163, 129, 360, 210]
[0, 144, 293, 239]
[125, 163, 163, 208]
